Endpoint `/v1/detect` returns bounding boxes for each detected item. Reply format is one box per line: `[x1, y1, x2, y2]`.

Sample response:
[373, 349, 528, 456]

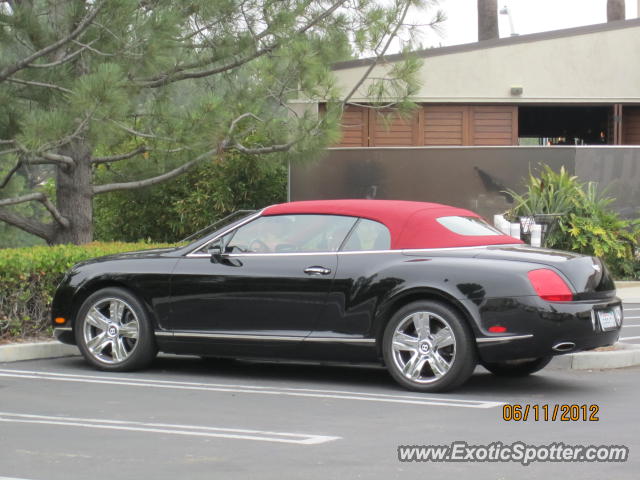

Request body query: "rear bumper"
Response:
[474, 295, 622, 363]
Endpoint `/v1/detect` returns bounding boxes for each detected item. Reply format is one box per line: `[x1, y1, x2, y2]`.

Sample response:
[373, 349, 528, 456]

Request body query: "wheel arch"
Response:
[70, 279, 160, 331]
[373, 287, 480, 357]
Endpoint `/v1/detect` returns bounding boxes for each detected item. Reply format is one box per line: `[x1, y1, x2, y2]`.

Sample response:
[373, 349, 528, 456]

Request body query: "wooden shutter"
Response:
[469, 106, 518, 145]
[622, 107, 640, 145]
[423, 106, 467, 146]
[335, 105, 369, 147]
[370, 110, 418, 146]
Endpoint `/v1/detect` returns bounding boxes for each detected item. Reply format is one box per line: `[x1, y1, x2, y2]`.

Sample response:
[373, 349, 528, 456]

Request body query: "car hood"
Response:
[73, 247, 180, 268]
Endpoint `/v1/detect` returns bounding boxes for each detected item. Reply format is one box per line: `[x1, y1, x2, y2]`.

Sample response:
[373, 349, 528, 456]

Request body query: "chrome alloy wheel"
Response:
[82, 297, 140, 364]
[390, 311, 456, 384]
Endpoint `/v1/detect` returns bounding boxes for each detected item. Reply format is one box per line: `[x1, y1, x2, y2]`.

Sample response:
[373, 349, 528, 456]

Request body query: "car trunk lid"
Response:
[473, 245, 615, 299]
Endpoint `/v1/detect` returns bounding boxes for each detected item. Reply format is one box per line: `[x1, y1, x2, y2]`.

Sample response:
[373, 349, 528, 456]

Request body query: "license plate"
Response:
[597, 310, 617, 331]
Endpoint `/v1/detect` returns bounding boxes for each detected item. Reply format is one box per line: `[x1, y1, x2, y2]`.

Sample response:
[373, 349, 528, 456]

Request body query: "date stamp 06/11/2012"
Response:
[502, 404, 600, 422]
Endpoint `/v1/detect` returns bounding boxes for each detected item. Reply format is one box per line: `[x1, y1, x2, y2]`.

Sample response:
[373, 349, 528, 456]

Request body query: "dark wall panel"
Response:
[290, 147, 576, 221]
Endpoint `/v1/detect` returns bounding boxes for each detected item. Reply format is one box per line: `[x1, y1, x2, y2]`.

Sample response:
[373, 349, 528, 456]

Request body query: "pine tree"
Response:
[0, 0, 436, 244]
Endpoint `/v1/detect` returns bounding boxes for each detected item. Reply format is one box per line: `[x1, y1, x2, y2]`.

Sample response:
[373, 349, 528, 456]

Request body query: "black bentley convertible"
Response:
[52, 200, 622, 392]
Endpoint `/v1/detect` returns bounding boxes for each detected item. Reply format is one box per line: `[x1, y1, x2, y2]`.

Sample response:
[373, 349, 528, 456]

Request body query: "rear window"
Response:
[436, 216, 502, 236]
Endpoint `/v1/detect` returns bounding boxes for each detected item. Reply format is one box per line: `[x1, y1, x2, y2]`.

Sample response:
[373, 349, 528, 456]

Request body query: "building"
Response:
[288, 18, 640, 219]
[308, 18, 640, 147]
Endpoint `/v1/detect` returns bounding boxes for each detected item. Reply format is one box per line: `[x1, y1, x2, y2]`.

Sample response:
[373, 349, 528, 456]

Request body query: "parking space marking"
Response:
[0, 412, 339, 445]
[620, 336, 640, 341]
[0, 368, 502, 409]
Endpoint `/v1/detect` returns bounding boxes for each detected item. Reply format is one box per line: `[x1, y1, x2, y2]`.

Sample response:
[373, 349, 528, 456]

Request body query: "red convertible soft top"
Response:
[262, 199, 522, 249]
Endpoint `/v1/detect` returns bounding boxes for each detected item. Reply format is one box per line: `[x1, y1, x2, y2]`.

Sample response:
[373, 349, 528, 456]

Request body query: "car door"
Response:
[169, 214, 357, 339]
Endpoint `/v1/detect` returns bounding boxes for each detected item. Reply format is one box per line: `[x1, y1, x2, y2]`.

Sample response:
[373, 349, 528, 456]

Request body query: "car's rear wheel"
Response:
[74, 287, 157, 371]
[382, 301, 476, 392]
[481, 356, 552, 377]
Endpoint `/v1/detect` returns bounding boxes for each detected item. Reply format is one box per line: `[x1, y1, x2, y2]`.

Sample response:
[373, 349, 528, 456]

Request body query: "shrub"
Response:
[506, 165, 640, 279]
[0, 242, 174, 341]
[94, 151, 287, 243]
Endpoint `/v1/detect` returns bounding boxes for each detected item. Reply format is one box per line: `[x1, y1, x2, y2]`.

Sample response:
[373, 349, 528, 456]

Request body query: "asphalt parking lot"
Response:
[620, 302, 640, 344]
[1, 303, 639, 480]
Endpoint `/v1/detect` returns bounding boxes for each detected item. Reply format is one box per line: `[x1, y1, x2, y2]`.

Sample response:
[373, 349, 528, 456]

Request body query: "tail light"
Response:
[527, 268, 573, 302]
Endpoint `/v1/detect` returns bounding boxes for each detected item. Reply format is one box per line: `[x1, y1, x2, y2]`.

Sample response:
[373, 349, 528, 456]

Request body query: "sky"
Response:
[411, 0, 639, 49]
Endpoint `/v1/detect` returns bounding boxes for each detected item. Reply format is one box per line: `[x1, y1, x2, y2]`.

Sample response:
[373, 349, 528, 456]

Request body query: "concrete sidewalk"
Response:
[615, 281, 640, 303]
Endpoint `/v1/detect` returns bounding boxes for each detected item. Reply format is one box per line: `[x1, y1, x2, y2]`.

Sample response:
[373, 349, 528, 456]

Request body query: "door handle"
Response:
[304, 266, 332, 275]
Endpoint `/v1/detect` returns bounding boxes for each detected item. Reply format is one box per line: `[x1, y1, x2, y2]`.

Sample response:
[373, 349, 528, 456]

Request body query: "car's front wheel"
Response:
[481, 356, 552, 377]
[382, 301, 477, 392]
[74, 287, 157, 371]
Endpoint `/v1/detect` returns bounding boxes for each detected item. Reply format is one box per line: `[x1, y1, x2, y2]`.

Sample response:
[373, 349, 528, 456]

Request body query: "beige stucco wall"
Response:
[332, 24, 640, 104]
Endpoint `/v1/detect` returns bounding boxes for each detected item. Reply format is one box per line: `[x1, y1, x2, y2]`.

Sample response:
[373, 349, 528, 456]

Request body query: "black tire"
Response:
[74, 287, 157, 371]
[481, 356, 552, 377]
[382, 301, 477, 393]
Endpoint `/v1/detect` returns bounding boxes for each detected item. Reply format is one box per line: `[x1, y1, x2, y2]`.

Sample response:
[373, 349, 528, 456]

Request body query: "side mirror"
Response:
[208, 242, 224, 263]
[208, 242, 242, 266]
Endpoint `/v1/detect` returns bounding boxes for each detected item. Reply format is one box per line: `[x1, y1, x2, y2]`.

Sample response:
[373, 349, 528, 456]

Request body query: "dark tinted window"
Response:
[225, 214, 357, 253]
[436, 216, 502, 236]
[341, 219, 391, 251]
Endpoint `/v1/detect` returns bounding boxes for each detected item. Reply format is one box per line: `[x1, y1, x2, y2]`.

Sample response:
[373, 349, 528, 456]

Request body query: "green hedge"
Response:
[0, 242, 174, 341]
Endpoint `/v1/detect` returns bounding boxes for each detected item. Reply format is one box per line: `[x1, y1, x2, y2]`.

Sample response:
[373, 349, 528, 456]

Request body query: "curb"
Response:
[0, 341, 79, 363]
[549, 342, 640, 370]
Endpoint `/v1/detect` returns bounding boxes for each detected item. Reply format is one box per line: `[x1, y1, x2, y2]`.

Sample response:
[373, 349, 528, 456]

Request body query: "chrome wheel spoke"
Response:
[87, 333, 110, 355]
[432, 327, 454, 350]
[392, 332, 419, 353]
[412, 313, 431, 340]
[82, 297, 141, 365]
[111, 337, 127, 362]
[86, 308, 110, 331]
[402, 354, 427, 380]
[109, 300, 125, 324]
[119, 322, 139, 339]
[391, 309, 458, 384]
[428, 351, 450, 378]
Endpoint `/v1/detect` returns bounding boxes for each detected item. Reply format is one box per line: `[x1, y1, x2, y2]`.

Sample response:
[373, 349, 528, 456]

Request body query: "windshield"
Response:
[179, 210, 257, 244]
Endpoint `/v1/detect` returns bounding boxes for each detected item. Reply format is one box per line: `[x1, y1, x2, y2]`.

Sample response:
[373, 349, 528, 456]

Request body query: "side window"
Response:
[341, 219, 391, 251]
[225, 215, 357, 253]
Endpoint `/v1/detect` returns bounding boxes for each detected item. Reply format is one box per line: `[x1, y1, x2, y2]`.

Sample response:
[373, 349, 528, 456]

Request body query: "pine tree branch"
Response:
[0, 147, 19, 156]
[91, 146, 148, 164]
[92, 148, 217, 194]
[0, 192, 45, 208]
[0, 208, 54, 241]
[342, 0, 412, 106]
[27, 42, 94, 68]
[110, 121, 177, 141]
[0, 160, 22, 189]
[91, 145, 187, 164]
[39, 196, 70, 228]
[139, 0, 347, 88]
[231, 140, 298, 155]
[0, 192, 69, 228]
[0, 1, 104, 82]
[6, 77, 72, 94]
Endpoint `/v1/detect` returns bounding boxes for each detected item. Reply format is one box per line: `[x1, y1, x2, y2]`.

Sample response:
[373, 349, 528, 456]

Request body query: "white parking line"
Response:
[0, 412, 338, 445]
[623, 316, 640, 320]
[0, 368, 502, 409]
[622, 325, 640, 328]
[623, 308, 640, 312]
[620, 336, 640, 341]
